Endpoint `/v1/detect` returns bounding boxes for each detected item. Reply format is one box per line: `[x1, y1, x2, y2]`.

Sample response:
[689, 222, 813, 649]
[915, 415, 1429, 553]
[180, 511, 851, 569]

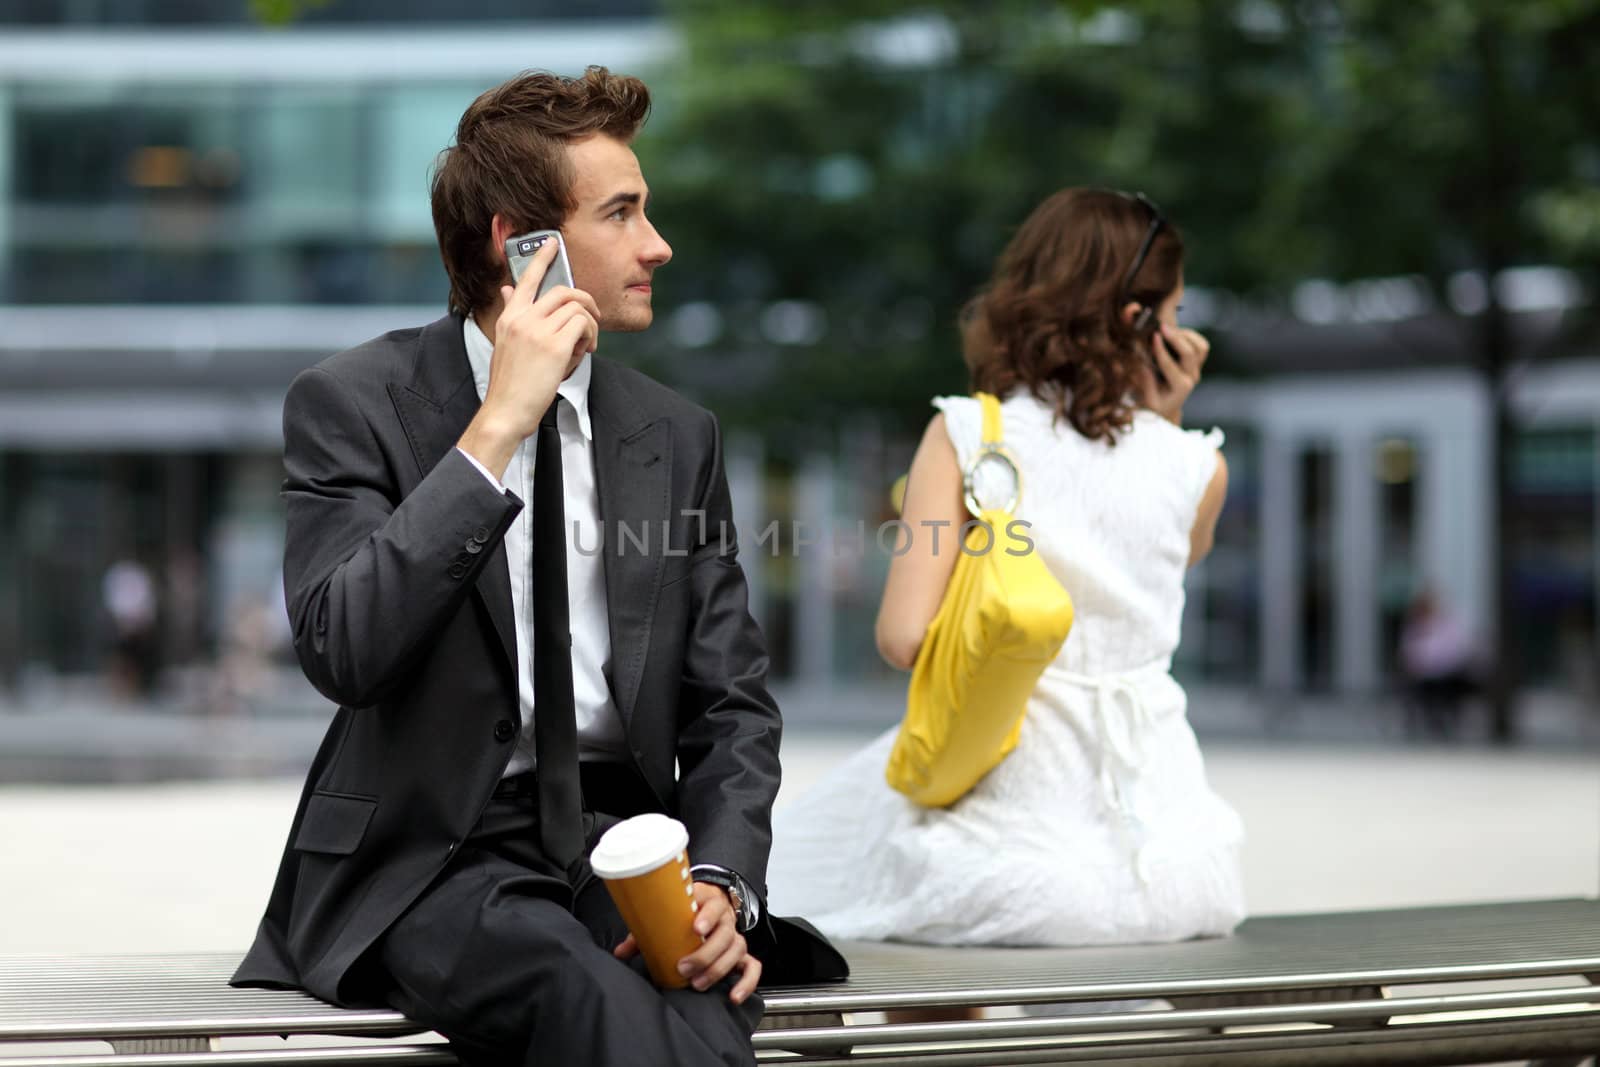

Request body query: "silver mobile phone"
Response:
[505, 229, 575, 300]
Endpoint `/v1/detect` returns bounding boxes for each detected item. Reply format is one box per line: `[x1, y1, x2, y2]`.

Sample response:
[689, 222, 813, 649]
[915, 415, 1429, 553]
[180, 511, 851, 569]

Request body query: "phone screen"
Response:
[506, 230, 575, 301]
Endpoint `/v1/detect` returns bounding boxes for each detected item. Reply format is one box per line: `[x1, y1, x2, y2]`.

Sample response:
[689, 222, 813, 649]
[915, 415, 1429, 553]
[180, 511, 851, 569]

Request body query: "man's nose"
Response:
[641, 219, 672, 268]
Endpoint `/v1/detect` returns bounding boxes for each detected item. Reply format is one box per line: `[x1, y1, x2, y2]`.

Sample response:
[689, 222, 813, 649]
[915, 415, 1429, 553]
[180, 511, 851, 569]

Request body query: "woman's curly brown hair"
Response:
[962, 188, 1184, 444]
[431, 66, 652, 315]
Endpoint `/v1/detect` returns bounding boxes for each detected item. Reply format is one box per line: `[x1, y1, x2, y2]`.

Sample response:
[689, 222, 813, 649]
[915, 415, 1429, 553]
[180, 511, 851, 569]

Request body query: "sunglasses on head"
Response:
[1121, 192, 1166, 333]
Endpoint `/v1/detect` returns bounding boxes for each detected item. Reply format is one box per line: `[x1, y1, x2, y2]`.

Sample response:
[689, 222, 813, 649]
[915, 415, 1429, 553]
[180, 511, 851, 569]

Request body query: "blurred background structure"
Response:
[0, 0, 1597, 774]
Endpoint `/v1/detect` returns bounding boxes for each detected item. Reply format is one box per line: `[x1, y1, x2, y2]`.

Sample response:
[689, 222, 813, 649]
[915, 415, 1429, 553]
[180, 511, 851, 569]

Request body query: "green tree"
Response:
[639, 2, 1323, 449]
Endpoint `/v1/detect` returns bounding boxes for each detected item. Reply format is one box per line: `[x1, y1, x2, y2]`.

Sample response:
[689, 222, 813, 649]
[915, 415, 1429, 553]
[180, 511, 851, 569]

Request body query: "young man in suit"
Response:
[233, 67, 784, 1067]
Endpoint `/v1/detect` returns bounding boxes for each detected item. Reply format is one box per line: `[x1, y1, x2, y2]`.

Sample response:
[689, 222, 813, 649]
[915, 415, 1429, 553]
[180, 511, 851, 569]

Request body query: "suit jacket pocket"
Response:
[293, 791, 378, 855]
[658, 562, 693, 591]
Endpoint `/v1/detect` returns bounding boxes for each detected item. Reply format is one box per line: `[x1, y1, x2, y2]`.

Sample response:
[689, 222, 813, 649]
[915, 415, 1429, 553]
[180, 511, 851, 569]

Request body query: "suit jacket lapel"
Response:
[387, 313, 516, 674]
[588, 358, 670, 725]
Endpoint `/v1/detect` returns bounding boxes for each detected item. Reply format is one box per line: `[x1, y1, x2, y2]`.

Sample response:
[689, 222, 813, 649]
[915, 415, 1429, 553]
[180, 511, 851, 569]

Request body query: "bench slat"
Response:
[0, 1049, 455, 1067]
[768, 897, 1600, 1010]
[747, 1014, 1600, 1067]
[752, 986, 1600, 1050]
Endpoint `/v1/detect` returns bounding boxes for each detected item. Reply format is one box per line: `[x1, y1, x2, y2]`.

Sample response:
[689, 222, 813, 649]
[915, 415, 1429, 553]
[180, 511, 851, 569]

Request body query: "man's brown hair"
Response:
[431, 66, 651, 315]
[961, 188, 1184, 444]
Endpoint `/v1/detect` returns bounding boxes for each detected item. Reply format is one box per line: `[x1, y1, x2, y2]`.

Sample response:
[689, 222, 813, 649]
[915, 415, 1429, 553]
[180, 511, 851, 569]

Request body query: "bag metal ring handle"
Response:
[963, 444, 1022, 518]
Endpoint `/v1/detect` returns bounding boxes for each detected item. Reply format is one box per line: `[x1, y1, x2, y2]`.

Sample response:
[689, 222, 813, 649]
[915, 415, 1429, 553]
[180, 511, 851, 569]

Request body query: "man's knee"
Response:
[663, 979, 765, 1047]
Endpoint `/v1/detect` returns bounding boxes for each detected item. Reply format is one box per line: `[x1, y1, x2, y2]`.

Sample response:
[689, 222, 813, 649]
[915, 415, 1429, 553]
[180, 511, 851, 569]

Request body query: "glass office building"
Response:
[0, 6, 671, 693]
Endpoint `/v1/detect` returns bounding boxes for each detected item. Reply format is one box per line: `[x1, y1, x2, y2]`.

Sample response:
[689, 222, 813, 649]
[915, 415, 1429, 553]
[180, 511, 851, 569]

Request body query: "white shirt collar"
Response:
[463, 314, 594, 442]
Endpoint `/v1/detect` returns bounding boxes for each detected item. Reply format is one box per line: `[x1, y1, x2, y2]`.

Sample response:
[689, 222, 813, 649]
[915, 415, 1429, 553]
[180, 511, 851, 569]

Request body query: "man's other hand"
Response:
[612, 881, 761, 1004]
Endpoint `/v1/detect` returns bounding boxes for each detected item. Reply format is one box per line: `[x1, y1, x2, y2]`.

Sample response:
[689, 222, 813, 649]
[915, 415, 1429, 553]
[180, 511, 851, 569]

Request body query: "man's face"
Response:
[560, 134, 672, 334]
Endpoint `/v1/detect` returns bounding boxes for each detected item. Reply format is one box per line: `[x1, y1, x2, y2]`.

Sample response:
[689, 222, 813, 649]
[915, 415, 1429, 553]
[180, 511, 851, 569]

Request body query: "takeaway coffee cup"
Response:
[589, 813, 703, 989]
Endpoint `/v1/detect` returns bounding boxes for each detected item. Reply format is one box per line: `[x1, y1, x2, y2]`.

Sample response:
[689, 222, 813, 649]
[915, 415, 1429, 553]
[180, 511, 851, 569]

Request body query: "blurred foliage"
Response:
[248, 0, 333, 25]
[633, 0, 1600, 453]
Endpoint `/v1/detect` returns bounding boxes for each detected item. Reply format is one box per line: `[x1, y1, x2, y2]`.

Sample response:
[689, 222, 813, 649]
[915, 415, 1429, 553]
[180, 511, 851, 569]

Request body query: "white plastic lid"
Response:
[589, 813, 690, 879]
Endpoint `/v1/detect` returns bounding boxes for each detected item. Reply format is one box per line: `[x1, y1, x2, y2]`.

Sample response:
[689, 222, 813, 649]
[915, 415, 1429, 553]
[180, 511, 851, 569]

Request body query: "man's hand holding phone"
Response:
[458, 238, 600, 479]
[1139, 323, 1210, 427]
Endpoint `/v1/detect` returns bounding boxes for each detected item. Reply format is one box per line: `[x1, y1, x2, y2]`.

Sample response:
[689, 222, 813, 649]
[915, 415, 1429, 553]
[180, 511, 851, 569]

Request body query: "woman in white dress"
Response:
[768, 188, 1245, 946]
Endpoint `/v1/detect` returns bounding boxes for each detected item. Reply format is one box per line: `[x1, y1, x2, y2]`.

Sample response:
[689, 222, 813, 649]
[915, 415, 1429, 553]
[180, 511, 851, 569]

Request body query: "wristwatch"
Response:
[690, 865, 758, 932]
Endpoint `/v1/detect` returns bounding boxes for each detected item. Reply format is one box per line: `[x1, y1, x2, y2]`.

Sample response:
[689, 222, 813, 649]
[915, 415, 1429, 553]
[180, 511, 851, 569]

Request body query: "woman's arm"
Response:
[875, 413, 969, 670]
[1188, 452, 1229, 566]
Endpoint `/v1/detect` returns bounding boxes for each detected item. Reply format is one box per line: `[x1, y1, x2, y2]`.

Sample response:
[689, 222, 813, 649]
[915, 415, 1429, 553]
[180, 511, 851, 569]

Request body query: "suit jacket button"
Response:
[465, 540, 482, 555]
[448, 563, 467, 579]
[493, 719, 516, 742]
[473, 526, 491, 543]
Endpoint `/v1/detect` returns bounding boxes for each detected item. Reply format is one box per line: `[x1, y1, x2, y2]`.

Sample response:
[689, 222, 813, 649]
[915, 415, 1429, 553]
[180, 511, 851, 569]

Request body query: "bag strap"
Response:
[977, 392, 1004, 447]
[963, 392, 1021, 517]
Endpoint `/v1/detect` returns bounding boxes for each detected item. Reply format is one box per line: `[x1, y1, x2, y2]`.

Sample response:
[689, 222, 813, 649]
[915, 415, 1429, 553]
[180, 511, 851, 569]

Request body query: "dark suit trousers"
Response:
[374, 792, 762, 1067]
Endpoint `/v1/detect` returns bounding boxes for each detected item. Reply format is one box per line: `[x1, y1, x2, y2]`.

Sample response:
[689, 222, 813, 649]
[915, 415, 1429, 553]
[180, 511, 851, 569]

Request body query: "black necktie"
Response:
[532, 397, 583, 868]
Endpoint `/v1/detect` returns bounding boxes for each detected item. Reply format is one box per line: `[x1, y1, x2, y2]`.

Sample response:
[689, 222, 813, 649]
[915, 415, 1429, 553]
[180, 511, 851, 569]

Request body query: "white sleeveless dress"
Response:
[767, 393, 1246, 946]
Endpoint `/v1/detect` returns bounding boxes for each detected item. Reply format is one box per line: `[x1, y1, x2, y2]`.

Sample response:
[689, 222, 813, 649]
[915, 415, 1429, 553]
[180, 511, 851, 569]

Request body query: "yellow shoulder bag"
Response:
[884, 393, 1075, 807]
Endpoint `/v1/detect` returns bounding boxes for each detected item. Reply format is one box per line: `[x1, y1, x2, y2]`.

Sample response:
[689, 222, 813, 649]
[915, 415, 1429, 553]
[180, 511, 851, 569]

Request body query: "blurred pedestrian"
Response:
[768, 188, 1245, 947]
[163, 549, 206, 669]
[102, 557, 160, 699]
[208, 593, 277, 718]
[1400, 588, 1478, 740]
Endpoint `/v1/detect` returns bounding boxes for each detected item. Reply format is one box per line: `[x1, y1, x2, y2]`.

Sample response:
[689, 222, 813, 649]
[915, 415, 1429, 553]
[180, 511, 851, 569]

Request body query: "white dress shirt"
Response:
[458, 317, 626, 775]
[456, 319, 761, 928]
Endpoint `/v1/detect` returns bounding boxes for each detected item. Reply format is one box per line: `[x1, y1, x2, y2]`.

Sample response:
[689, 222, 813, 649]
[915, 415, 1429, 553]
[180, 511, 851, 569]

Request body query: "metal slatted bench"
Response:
[4, 899, 1599, 1066]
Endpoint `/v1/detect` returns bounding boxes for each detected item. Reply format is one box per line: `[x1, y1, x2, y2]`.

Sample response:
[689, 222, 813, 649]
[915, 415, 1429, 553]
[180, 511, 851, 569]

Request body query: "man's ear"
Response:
[489, 214, 514, 264]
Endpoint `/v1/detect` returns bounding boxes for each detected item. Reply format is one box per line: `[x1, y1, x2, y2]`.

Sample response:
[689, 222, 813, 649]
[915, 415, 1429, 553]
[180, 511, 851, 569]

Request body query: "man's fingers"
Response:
[681, 915, 736, 977]
[689, 932, 747, 992]
[546, 300, 596, 334]
[679, 884, 743, 989]
[533, 283, 600, 319]
[729, 955, 761, 1005]
[671, 880, 759, 1001]
[613, 933, 639, 960]
[554, 307, 599, 355]
[510, 237, 559, 303]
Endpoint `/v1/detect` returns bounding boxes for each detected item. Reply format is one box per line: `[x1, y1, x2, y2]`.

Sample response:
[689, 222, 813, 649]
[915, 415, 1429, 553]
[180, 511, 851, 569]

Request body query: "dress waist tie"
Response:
[1055, 658, 1172, 885]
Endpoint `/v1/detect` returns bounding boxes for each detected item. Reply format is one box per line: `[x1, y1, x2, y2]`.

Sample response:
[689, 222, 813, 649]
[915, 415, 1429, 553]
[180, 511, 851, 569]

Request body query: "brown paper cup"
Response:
[590, 814, 702, 989]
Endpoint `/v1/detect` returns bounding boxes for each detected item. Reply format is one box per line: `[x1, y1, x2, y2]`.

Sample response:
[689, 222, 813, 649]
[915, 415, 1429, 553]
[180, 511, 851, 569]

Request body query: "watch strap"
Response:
[689, 864, 759, 932]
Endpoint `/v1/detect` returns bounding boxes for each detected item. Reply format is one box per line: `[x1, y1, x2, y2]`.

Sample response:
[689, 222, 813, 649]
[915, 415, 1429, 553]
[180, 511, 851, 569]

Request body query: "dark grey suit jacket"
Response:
[232, 313, 783, 1005]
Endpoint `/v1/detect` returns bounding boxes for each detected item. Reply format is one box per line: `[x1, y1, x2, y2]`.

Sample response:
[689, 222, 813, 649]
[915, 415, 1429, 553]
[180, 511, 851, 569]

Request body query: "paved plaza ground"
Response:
[1, 669, 1595, 958]
[1, 730, 1594, 955]
[3, 669, 1598, 781]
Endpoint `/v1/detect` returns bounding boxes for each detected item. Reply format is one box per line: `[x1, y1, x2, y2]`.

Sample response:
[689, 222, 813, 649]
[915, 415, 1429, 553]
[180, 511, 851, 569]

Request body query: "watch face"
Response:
[717, 882, 747, 926]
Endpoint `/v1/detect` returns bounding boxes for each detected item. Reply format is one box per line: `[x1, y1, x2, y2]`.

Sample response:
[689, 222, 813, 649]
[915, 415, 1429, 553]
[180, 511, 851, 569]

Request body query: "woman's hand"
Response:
[1138, 324, 1210, 426]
